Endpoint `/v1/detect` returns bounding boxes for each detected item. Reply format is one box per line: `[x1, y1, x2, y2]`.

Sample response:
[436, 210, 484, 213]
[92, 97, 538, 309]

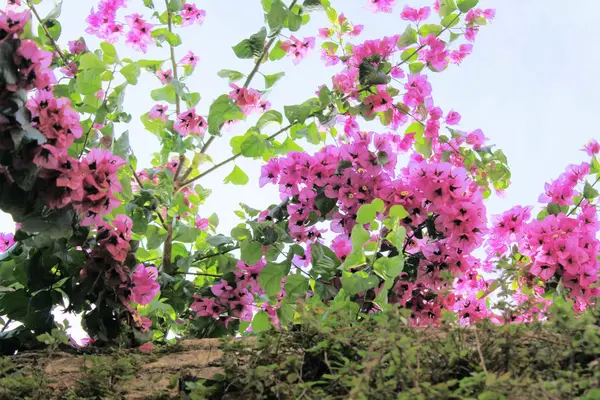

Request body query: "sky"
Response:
[2, 0, 600, 336]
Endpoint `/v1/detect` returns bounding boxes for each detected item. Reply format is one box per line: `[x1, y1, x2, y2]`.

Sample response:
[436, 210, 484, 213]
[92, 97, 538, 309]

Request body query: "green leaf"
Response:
[397, 25, 418, 48]
[217, 69, 245, 82]
[284, 274, 308, 301]
[167, 0, 183, 11]
[351, 224, 371, 251]
[261, 0, 272, 11]
[259, 262, 286, 297]
[38, 19, 61, 42]
[267, 0, 287, 30]
[441, 13, 461, 28]
[547, 202, 561, 216]
[113, 131, 130, 160]
[151, 86, 177, 103]
[389, 205, 408, 219]
[287, 11, 303, 32]
[264, 72, 285, 89]
[583, 182, 599, 200]
[356, 204, 376, 225]
[241, 131, 266, 157]
[374, 256, 404, 281]
[233, 27, 267, 59]
[182, 92, 201, 108]
[257, 110, 283, 129]
[419, 24, 443, 37]
[387, 226, 406, 250]
[146, 226, 168, 249]
[269, 41, 287, 61]
[241, 240, 263, 265]
[208, 94, 244, 135]
[151, 28, 182, 46]
[284, 100, 319, 124]
[79, 52, 106, 71]
[457, 0, 479, 12]
[439, 0, 457, 17]
[341, 271, 379, 296]
[591, 156, 600, 174]
[120, 62, 141, 85]
[223, 165, 249, 185]
[400, 48, 419, 63]
[174, 226, 201, 243]
[252, 311, 271, 332]
[100, 42, 117, 64]
[409, 62, 425, 74]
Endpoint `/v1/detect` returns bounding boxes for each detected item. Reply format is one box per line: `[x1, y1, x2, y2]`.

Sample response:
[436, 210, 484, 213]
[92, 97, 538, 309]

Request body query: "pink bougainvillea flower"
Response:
[131, 265, 160, 306]
[450, 44, 473, 65]
[364, 91, 393, 115]
[365, 0, 396, 13]
[465, 129, 488, 150]
[582, 139, 600, 157]
[180, 50, 199, 67]
[318, 28, 331, 38]
[445, 110, 461, 125]
[156, 69, 172, 85]
[0, 233, 15, 252]
[400, 5, 430, 22]
[181, 2, 206, 26]
[173, 108, 207, 136]
[68, 40, 86, 54]
[70, 335, 96, 348]
[195, 215, 209, 230]
[149, 104, 168, 121]
[280, 36, 315, 64]
[320, 43, 339, 66]
[124, 13, 153, 53]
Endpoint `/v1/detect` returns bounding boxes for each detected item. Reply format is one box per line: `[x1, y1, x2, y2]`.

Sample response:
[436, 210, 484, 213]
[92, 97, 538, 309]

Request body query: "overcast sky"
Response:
[2, 0, 599, 335]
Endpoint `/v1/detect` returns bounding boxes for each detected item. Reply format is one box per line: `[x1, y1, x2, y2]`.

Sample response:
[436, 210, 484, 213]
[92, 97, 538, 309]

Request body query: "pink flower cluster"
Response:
[173, 108, 207, 137]
[124, 13, 153, 53]
[131, 265, 160, 305]
[86, 0, 127, 43]
[86, 0, 205, 52]
[365, 0, 396, 13]
[85, 216, 160, 308]
[280, 36, 315, 65]
[0, 14, 126, 228]
[191, 259, 284, 328]
[228, 84, 271, 116]
[487, 161, 600, 312]
[260, 122, 490, 324]
[0, 8, 29, 42]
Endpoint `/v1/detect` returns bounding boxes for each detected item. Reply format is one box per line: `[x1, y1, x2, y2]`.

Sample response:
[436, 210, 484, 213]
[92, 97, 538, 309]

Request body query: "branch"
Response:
[195, 245, 240, 262]
[26, 1, 70, 67]
[180, 123, 294, 188]
[199, 0, 298, 157]
[165, 0, 181, 115]
[567, 175, 600, 217]
[79, 65, 118, 158]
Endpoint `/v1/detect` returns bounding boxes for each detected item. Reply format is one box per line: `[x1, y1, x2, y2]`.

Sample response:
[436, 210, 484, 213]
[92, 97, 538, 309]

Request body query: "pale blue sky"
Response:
[2, 0, 599, 245]
[3, 0, 599, 340]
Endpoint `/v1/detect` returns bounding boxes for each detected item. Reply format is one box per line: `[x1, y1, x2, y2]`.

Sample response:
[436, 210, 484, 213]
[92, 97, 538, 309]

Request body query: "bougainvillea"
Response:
[0, 0, 597, 355]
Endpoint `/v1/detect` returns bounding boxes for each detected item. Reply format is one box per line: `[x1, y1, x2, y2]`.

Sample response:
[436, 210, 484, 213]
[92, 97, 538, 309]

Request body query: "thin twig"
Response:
[180, 123, 294, 188]
[473, 327, 488, 374]
[165, 0, 181, 115]
[79, 64, 118, 158]
[26, 1, 70, 66]
[567, 176, 600, 216]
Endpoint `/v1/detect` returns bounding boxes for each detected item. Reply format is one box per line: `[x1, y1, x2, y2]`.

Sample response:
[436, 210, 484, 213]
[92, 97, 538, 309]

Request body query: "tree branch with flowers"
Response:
[0, 0, 598, 358]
